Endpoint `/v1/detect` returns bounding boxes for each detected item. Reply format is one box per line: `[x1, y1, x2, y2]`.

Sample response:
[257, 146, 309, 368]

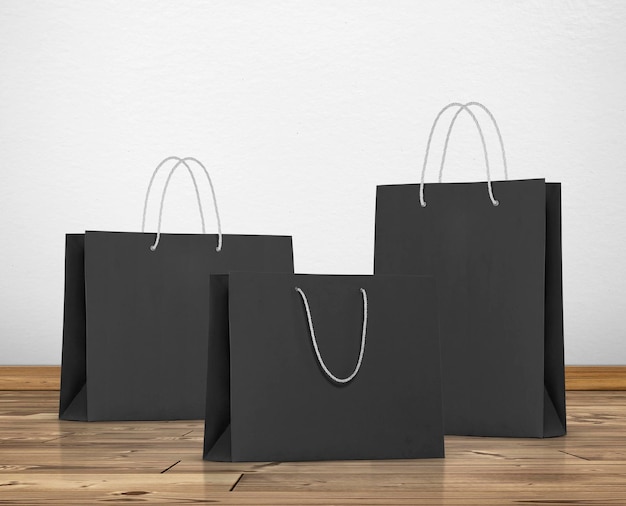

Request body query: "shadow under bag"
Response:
[203, 272, 445, 462]
[374, 103, 566, 438]
[59, 157, 294, 421]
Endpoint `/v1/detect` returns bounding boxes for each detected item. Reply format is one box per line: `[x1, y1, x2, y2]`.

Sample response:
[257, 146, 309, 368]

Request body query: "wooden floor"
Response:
[1, 391, 626, 504]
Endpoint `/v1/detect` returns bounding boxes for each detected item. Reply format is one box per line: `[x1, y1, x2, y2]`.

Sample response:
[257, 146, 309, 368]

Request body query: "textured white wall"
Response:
[1, 0, 625, 365]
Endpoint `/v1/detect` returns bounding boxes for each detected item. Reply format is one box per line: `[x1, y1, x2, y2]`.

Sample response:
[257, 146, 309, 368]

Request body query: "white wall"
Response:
[1, 0, 625, 365]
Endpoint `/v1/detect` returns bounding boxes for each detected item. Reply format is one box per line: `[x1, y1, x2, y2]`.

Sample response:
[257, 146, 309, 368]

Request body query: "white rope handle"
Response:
[142, 156, 206, 236]
[443, 101, 509, 181]
[141, 156, 223, 252]
[295, 287, 367, 385]
[419, 102, 508, 208]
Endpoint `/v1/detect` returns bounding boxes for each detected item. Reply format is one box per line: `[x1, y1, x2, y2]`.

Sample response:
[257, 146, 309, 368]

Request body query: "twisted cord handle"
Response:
[295, 286, 368, 385]
[141, 156, 222, 252]
[419, 102, 508, 207]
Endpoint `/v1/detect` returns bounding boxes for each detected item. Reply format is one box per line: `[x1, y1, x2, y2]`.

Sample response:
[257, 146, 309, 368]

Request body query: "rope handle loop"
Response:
[141, 156, 222, 252]
[419, 102, 508, 208]
[295, 286, 367, 385]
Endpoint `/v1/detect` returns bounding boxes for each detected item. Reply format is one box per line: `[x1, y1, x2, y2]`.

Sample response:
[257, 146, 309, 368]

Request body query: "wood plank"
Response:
[234, 469, 626, 491]
[3, 366, 626, 390]
[0, 473, 242, 502]
[0, 366, 60, 390]
[2, 491, 625, 506]
[566, 366, 626, 390]
[2, 490, 626, 506]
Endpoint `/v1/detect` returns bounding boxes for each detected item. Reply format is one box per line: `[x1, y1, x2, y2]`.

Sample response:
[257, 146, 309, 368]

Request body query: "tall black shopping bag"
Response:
[59, 157, 294, 421]
[203, 272, 444, 462]
[374, 102, 566, 438]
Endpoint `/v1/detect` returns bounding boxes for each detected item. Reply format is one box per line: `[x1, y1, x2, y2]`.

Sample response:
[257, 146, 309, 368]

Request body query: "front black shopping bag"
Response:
[374, 103, 566, 438]
[203, 272, 444, 462]
[59, 157, 294, 421]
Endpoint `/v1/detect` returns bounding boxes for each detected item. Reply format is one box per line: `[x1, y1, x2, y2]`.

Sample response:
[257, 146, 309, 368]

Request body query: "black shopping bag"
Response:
[203, 272, 444, 462]
[374, 103, 565, 437]
[59, 157, 294, 421]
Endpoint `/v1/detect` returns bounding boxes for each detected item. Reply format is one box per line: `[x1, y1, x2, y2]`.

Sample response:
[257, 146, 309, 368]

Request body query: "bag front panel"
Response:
[227, 272, 444, 461]
[83, 232, 294, 421]
[374, 179, 547, 437]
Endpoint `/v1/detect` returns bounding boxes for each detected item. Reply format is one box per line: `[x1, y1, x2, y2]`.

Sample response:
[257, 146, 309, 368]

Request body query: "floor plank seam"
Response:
[160, 460, 181, 473]
[559, 450, 591, 461]
[42, 434, 72, 443]
[230, 473, 245, 492]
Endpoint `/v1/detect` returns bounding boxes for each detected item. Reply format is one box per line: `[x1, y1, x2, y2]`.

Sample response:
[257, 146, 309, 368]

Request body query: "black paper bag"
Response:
[203, 272, 444, 462]
[59, 157, 294, 421]
[374, 103, 566, 438]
